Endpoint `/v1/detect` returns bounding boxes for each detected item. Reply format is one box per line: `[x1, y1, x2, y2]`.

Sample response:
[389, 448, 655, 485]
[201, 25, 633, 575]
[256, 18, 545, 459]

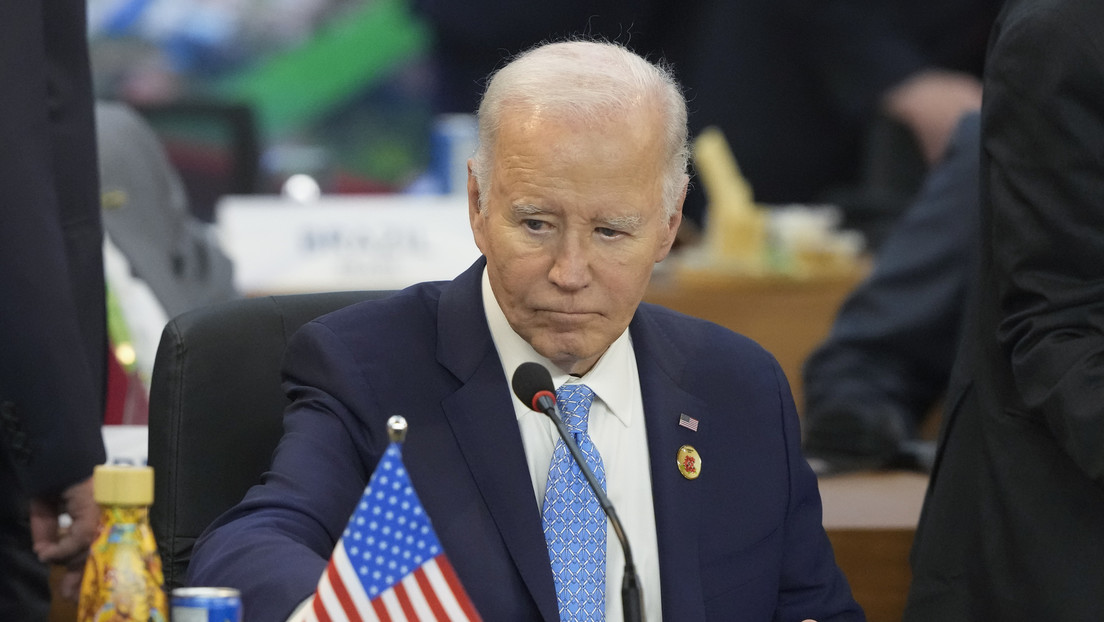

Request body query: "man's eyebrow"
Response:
[512, 203, 547, 216]
[602, 214, 643, 230]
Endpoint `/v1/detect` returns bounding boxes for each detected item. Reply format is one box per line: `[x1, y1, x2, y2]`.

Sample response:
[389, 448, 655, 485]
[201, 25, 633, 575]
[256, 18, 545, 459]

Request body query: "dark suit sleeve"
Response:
[0, 0, 106, 496]
[772, 362, 866, 621]
[982, 1, 1104, 482]
[802, 112, 980, 431]
[187, 320, 382, 622]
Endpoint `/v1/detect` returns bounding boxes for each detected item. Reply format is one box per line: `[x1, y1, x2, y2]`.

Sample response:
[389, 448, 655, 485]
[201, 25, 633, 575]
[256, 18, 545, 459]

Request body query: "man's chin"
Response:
[530, 338, 604, 375]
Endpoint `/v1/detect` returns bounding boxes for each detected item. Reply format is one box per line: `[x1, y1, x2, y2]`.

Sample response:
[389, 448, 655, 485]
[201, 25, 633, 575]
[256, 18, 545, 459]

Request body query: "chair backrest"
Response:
[134, 100, 260, 224]
[148, 290, 393, 589]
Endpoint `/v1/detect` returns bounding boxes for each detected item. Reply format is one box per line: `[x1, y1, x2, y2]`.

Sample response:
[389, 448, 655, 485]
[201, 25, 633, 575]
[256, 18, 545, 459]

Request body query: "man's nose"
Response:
[548, 238, 590, 290]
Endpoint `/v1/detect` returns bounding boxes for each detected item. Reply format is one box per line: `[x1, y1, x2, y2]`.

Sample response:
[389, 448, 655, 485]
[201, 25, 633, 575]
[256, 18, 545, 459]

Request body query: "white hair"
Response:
[471, 39, 689, 218]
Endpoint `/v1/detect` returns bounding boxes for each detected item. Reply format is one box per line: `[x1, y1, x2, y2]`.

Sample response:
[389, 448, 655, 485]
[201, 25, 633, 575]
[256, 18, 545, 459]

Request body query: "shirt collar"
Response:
[481, 267, 635, 428]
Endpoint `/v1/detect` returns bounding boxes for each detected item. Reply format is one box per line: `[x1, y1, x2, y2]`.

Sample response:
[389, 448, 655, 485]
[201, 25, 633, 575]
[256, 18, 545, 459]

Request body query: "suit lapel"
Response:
[436, 260, 560, 621]
[632, 307, 709, 619]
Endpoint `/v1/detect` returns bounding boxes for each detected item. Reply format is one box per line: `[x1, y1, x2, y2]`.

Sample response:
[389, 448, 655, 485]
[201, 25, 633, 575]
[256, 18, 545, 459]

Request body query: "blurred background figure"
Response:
[412, 0, 1001, 247]
[657, 0, 997, 245]
[86, 0, 430, 203]
[84, 0, 1001, 251]
[0, 0, 108, 617]
[96, 100, 238, 425]
[801, 112, 980, 475]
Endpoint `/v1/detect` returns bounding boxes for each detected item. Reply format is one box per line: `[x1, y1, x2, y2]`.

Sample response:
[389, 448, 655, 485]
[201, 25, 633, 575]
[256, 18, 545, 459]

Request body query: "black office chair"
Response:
[148, 290, 394, 589]
[135, 100, 261, 223]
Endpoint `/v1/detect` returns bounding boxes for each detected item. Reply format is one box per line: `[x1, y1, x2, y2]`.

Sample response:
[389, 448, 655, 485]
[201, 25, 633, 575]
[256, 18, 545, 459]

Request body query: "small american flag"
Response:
[300, 443, 482, 622]
[678, 413, 699, 432]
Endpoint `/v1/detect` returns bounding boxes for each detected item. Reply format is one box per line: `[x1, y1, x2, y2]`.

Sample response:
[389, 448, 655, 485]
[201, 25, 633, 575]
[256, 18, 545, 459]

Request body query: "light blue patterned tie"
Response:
[542, 383, 606, 621]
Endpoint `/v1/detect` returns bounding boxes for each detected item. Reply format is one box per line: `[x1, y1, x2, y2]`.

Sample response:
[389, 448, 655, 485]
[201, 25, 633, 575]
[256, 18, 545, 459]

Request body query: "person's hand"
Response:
[882, 69, 982, 164]
[29, 476, 99, 601]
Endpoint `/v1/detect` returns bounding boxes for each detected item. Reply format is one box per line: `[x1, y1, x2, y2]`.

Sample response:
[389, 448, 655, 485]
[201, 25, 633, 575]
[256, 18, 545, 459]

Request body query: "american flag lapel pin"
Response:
[678, 413, 699, 432]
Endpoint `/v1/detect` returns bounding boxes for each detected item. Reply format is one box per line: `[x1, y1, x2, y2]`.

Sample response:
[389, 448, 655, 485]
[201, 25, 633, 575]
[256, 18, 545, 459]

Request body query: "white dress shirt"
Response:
[481, 269, 662, 621]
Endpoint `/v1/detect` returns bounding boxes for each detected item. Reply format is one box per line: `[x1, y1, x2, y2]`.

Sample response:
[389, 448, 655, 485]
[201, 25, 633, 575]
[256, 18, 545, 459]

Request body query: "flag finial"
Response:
[387, 415, 408, 443]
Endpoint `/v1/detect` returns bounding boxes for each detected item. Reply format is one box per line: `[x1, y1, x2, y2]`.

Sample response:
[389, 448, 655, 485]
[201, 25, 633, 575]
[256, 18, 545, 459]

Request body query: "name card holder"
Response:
[217, 195, 480, 295]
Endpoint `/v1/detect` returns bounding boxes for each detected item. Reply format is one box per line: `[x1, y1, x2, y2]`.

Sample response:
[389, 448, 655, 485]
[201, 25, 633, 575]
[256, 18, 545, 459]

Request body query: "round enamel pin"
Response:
[676, 445, 701, 480]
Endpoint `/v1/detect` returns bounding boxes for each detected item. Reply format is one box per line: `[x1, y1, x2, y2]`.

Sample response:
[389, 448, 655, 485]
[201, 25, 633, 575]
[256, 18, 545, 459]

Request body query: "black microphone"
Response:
[511, 362, 643, 622]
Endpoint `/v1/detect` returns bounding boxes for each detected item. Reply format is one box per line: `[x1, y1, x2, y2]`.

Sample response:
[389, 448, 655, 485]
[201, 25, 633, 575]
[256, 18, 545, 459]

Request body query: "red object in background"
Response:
[330, 170, 397, 194]
[103, 342, 149, 426]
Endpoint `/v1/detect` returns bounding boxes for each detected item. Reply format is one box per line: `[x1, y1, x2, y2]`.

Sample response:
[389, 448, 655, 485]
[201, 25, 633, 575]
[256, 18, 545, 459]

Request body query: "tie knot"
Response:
[556, 383, 595, 434]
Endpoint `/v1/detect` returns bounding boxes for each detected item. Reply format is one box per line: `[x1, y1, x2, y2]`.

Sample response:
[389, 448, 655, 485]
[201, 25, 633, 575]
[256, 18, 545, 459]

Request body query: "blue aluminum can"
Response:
[171, 587, 242, 622]
[428, 113, 478, 194]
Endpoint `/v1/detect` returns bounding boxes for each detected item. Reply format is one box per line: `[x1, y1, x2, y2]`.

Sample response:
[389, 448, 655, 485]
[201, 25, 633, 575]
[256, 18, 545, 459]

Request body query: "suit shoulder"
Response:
[635, 302, 777, 365]
[312, 280, 446, 334]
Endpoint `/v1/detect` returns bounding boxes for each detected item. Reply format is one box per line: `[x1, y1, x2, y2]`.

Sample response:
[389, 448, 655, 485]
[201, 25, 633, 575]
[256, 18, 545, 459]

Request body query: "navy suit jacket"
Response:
[189, 259, 862, 621]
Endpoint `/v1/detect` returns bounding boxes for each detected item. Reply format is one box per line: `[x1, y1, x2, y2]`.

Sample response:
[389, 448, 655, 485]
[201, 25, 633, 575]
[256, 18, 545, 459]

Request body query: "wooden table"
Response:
[820, 471, 929, 621]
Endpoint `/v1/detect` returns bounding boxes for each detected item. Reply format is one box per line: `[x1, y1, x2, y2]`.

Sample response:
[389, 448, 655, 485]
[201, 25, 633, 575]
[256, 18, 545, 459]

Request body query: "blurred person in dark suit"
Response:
[800, 111, 980, 475]
[96, 99, 238, 424]
[0, 1, 108, 617]
[411, 0, 1001, 240]
[905, 0, 1104, 617]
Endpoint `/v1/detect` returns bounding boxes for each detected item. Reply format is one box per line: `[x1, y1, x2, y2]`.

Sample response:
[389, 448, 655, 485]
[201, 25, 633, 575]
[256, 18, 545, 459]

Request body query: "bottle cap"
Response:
[93, 464, 154, 506]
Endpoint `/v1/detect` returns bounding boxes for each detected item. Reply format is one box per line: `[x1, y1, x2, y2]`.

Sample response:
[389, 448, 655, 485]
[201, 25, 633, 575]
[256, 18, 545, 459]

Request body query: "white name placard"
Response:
[103, 425, 148, 467]
[217, 195, 481, 294]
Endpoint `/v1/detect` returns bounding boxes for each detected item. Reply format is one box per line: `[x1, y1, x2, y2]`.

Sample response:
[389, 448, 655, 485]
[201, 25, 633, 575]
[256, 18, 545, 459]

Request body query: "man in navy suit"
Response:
[188, 40, 863, 622]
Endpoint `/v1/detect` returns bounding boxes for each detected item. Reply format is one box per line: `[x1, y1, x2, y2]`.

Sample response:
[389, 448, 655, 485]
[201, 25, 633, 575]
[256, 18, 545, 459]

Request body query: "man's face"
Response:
[468, 107, 684, 375]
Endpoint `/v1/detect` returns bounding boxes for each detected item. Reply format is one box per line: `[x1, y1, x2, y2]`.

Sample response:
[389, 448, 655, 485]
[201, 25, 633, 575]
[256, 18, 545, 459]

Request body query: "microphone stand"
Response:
[542, 406, 643, 622]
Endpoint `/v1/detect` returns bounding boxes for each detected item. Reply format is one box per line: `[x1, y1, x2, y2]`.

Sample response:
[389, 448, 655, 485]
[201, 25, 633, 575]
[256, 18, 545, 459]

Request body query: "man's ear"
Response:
[468, 159, 487, 253]
[655, 176, 688, 262]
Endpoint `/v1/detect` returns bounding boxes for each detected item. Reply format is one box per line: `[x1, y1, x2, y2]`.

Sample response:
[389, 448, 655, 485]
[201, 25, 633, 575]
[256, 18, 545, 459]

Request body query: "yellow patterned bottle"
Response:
[78, 464, 168, 622]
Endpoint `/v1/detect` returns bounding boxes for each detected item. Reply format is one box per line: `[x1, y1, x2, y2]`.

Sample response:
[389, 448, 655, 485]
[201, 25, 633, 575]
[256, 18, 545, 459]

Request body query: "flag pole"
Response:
[387, 415, 408, 443]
